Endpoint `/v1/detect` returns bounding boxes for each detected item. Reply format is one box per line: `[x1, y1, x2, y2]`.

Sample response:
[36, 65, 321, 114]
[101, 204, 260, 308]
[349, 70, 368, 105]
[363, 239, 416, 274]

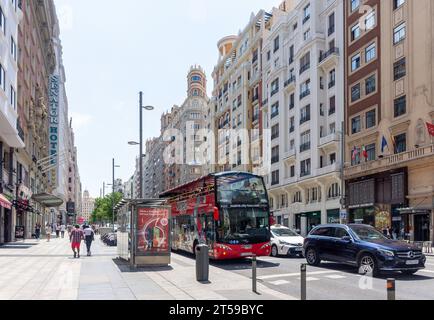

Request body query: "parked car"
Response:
[270, 225, 304, 257]
[303, 224, 426, 276]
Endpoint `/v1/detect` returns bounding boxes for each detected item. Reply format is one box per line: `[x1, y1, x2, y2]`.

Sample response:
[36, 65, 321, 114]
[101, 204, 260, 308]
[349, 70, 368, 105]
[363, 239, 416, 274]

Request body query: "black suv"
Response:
[303, 224, 426, 276]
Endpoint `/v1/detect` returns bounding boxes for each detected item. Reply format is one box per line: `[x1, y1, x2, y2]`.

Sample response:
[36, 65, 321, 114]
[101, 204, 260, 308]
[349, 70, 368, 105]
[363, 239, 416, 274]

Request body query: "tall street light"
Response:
[129, 92, 154, 199]
[112, 159, 120, 231]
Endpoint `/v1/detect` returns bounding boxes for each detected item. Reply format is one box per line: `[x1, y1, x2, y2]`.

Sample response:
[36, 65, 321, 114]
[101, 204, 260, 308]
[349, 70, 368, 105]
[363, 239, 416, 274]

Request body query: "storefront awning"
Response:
[31, 193, 64, 208]
[0, 194, 12, 210]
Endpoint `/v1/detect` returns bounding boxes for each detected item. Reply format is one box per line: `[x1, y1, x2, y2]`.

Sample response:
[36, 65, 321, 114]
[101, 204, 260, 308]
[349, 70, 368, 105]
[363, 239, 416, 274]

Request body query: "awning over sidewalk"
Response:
[31, 193, 64, 208]
[0, 194, 12, 210]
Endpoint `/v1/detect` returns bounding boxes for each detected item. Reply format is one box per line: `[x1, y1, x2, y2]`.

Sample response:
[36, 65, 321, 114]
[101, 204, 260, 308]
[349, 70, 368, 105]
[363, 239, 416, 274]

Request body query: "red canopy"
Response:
[0, 194, 12, 210]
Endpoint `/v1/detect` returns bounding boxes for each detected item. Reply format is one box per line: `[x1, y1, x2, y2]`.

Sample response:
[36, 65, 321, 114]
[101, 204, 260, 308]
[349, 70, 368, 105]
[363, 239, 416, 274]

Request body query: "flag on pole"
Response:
[427, 122, 434, 137]
[352, 146, 358, 160]
[362, 145, 368, 160]
[381, 136, 389, 153]
[390, 133, 397, 153]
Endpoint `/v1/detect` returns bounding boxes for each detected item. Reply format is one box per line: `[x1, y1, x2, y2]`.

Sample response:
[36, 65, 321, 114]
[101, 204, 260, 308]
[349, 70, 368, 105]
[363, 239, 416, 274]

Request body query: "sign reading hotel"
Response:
[48, 75, 60, 186]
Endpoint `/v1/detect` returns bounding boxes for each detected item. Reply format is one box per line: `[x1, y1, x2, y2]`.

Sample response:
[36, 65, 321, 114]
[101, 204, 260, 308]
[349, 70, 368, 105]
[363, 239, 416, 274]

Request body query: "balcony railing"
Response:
[328, 80, 336, 89]
[271, 88, 279, 97]
[299, 63, 310, 75]
[300, 142, 311, 153]
[300, 89, 310, 100]
[284, 75, 296, 87]
[316, 163, 340, 176]
[329, 106, 336, 116]
[300, 115, 311, 125]
[319, 47, 340, 63]
[319, 133, 339, 147]
[17, 121, 24, 142]
[345, 144, 434, 178]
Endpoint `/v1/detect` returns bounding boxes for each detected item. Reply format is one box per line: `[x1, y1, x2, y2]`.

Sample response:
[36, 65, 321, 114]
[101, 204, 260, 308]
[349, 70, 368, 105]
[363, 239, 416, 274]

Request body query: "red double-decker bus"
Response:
[160, 172, 272, 260]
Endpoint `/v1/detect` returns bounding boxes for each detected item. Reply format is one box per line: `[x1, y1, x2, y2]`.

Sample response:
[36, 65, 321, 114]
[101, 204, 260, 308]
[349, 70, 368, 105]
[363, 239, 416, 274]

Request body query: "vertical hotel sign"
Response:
[49, 75, 60, 186]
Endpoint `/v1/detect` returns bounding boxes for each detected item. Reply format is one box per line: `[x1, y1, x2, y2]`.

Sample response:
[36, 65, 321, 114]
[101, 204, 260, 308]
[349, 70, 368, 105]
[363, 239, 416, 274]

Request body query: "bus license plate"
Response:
[241, 253, 253, 257]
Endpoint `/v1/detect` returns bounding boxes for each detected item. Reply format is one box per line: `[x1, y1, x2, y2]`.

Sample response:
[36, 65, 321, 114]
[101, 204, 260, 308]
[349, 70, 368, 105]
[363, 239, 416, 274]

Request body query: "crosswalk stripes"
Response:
[325, 275, 347, 279]
[269, 280, 290, 286]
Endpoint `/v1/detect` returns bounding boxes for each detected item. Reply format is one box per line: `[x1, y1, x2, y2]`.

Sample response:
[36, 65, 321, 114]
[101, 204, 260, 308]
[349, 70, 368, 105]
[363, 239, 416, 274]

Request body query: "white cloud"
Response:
[70, 112, 93, 129]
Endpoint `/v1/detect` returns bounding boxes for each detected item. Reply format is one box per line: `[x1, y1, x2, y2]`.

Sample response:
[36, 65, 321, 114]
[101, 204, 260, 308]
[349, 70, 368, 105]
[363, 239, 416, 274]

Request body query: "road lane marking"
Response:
[258, 270, 338, 280]
[306, 277, 320, 282]
[325, 275, 347, 279]
[420, 269, 434, 274]
[269, 280, 290, 286]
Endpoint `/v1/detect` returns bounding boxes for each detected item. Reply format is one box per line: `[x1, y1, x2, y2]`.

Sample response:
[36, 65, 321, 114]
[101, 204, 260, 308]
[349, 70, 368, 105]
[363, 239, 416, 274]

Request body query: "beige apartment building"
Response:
[344, 0, 434, 242]
[207, 10, 277, 176]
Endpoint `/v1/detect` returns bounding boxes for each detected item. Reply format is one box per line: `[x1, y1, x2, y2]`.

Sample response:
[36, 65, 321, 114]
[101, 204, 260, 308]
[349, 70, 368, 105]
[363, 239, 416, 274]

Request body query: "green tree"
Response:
[91, 192, 123, 224]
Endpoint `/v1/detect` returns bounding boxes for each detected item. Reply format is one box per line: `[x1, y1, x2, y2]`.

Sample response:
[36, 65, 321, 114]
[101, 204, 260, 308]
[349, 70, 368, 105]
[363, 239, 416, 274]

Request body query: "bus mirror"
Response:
[213, 207, 220, 221]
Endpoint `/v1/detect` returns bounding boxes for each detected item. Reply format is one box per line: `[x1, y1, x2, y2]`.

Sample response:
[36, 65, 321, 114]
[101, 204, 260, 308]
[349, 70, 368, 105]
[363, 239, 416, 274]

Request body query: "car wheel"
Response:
[271, 245, 279, 257]
[306, 247, 321, 266]
[401, 270, 418, 276]
[358, 254, 378, 276]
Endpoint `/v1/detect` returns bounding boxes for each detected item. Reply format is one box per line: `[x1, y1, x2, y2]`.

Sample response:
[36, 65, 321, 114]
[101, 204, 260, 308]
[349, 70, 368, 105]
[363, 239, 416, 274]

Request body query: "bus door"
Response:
[198, 213, 216, 251]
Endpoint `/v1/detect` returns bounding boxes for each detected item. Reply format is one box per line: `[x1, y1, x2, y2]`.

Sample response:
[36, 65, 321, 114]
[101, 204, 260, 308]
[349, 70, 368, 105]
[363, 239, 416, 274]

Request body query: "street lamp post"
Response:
[112, 159, 120, 232]
[129, 92, 154, 199]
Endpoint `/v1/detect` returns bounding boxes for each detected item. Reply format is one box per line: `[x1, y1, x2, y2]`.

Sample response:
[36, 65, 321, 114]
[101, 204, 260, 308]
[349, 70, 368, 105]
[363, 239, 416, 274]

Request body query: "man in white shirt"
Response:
[83, 226, 95, 256]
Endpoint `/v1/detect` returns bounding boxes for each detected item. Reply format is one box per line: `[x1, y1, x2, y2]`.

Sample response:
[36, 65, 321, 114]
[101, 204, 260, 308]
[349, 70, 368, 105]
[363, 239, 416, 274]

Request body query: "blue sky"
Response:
[55, 0, 279, 198]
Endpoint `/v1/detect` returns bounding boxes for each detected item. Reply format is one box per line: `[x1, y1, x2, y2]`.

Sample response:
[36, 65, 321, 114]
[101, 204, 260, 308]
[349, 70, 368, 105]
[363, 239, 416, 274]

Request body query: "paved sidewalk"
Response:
[0, 236, 296, 300]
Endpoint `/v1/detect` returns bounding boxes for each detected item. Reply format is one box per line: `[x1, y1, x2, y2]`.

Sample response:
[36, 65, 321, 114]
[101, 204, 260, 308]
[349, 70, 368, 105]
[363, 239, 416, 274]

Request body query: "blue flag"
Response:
[381, 136, 388, 153]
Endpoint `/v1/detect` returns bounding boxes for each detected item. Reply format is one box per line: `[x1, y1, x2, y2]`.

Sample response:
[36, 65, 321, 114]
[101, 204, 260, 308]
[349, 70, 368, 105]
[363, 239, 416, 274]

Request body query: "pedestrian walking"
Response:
[83, 225, 95, 256]
[67, 225, 73, 236]
[45, 223, 52, 242]
[55, 224, 61, 238]
[70, 225, 84, 258]
[35, 223, 41, 241]
[60, 224, 66, 238]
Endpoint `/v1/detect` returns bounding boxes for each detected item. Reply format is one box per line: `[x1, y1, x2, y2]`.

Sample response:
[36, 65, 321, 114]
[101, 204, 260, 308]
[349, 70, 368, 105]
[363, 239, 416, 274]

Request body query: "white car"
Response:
[270, 225, 305, 257]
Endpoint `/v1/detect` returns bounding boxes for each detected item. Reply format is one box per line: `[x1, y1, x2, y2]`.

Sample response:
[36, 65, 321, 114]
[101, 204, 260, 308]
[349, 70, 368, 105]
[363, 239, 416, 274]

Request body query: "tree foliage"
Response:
[91, 192, 123, 224]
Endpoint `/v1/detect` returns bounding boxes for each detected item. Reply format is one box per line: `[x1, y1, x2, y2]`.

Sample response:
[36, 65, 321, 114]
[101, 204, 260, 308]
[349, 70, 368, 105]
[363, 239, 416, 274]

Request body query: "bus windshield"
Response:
[218, 207, 270, 245]
[216, 174, 268, 206]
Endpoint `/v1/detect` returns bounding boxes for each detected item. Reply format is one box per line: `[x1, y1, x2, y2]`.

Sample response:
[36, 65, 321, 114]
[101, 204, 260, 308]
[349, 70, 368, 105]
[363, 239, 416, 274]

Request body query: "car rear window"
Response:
[310, 227, 333, 237]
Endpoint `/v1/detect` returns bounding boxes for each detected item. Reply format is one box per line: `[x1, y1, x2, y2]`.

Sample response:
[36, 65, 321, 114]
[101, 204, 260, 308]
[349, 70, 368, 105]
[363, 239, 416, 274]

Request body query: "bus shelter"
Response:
[115, 199, 171, 267]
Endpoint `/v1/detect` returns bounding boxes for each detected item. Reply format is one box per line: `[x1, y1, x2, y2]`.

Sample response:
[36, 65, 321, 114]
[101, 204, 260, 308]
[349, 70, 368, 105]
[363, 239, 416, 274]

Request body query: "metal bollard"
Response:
[301, 263, 307, 300]
[387, 278, 396, 300]
[252, 255, 257, 293]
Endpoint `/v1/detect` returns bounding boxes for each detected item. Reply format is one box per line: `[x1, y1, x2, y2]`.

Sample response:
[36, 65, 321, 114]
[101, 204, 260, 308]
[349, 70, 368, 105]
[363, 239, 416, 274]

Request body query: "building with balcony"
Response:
[81, 190, 95, 224]
[163, 66, 209, 191]
[344, 0, 434, 243]
[209, 7, 281, 175]
[0, 0, 24, 244]
[262, 0, 345, 236]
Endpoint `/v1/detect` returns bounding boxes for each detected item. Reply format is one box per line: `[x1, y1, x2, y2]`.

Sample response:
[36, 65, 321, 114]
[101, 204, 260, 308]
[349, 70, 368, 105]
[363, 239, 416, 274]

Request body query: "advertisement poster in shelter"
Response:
[137, 207, 170, 254]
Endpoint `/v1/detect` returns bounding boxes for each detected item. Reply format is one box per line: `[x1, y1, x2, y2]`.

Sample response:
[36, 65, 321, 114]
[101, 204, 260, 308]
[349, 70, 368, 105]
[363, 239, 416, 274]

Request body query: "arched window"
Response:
[192, 89, 199, 96]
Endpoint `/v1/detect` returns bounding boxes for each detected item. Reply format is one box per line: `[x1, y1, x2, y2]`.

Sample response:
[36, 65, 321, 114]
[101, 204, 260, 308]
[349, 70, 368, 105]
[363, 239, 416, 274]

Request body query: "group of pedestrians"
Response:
[70, 225, 95, 258]
[33, 222, 96, 259]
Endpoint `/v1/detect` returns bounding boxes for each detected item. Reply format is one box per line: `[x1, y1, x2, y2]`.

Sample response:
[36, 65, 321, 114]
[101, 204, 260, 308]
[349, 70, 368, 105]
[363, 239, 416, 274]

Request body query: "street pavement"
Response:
[209, 254, 434, 300]
[1, 236, 433, 300]
[0, 235, 295, 300]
